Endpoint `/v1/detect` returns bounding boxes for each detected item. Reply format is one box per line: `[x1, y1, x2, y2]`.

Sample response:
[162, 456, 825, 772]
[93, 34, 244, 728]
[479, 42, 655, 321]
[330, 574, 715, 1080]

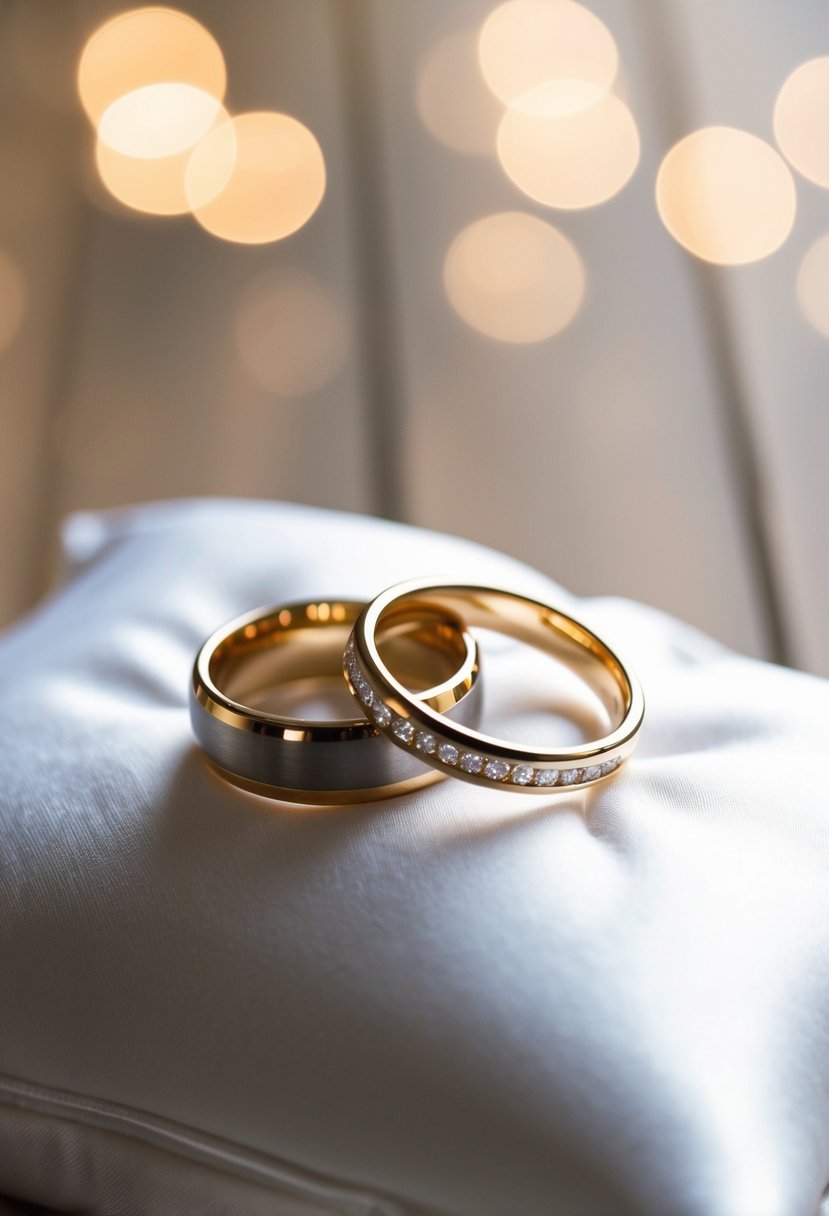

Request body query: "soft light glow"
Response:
[443, 211, 585, 343]
[95, 102, 229, 215]
[95, 141, 193, 215]
[416, 29, 504, 155]
[77, 7, 226, 125]
[0, 251, 26, 353]
[186, 112, 326, 244]
[98, 83, 222, 158]
[797, 233, 829, 338]
[235, 268, 351, 396]
[478, 0, 618, 105]
[497, 84, 639, 208]
[656, 127, 796, 265]
[774, 57, 829, 189]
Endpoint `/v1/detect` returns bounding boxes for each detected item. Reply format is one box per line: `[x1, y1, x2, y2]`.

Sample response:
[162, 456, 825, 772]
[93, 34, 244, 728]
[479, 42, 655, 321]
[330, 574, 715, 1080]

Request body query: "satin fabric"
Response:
[1, 499, 828, 1216]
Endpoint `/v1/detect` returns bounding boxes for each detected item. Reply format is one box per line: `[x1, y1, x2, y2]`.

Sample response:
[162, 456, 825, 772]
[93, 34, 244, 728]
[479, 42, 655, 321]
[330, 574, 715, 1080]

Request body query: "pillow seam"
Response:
[0, 1074, 443, 1216]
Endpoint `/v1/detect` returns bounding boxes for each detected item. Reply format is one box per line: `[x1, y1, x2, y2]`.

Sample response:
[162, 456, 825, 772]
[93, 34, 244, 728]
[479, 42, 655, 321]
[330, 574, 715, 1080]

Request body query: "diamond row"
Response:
[344, 641, 622, 789]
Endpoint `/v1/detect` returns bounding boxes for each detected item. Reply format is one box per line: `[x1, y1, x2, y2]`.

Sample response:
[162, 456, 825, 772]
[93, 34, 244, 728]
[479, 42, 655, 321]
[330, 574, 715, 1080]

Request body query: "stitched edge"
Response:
[0, 1074, 439, 1216]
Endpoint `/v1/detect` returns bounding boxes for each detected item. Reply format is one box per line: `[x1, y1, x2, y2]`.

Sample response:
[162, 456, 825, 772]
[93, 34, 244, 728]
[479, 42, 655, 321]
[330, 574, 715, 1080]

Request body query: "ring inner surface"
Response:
[210, 600, 473, 730]
[374, 588, 630, 726]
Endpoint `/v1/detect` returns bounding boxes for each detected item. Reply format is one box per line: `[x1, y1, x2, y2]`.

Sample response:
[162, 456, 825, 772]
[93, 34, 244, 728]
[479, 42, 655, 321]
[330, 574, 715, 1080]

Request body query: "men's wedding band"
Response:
[345, 579, 644, 793]
[190, 598, 482, 803]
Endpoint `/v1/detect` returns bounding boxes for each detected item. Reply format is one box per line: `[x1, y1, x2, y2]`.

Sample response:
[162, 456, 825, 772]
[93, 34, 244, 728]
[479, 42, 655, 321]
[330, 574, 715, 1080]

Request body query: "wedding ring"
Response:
[190, 598, 482, 803]
[345, 579, 644, 793]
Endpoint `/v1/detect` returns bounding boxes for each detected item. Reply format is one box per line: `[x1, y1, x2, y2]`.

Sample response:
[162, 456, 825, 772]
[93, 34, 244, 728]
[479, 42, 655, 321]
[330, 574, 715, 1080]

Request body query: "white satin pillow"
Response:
[1, 499, 828, 1216]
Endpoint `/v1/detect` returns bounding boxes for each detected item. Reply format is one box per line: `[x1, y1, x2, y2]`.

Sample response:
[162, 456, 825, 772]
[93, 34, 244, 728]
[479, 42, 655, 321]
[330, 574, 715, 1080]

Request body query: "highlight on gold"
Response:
[797, 234, 829, 339]
[0, 250, 27, 354]
[416, 29, 504, 156]
[478, 0, 618, 105]
[443, 211, 585, 343]
[235, 268, 351, 396]
[655, 127, 797, 265]
[186, 113, 326, 245]
[77, 7, 226, 125]
[497, 83, 639, 209]
[773, 57, 829, 190]
[78, 7, 327, 243]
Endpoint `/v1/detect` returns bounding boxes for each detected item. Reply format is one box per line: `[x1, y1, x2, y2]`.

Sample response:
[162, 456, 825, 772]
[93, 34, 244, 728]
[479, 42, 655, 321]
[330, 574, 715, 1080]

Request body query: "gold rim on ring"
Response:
[344, 580, 644, 794]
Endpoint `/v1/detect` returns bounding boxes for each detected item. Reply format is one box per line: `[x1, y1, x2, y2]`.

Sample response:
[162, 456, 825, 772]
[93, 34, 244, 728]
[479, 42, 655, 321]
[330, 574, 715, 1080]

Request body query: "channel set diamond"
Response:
[559, 768, 582, 785]
[483, 760, 510, 781]
[392, 718, 415, 743]
[535, 768, 559, 787]
[438, 742, 459, 766]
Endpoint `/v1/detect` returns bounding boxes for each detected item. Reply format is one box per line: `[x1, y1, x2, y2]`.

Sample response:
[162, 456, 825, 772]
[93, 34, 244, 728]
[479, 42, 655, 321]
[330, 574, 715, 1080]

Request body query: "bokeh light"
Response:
[478, 0, 618, 105]
[773, 57, 829, 189]
[797, 234, 829, 338]
[416, 29, 504, 155]
[98, 83, 223, 159]
[497, 84, 639, 208]
[235, 267, 351, 396]
[186, 112, 326, 244]
[77, 7, 226, 125]
[656, 127, 796, 265]
[443, 211, 585, 343]
[0, 250, 27, 353]
[95, 102, 230, 216]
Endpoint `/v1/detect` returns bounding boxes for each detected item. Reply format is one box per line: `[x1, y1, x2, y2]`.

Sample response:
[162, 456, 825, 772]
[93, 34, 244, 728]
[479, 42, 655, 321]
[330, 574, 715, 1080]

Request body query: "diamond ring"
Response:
[344, 580, 644, 794]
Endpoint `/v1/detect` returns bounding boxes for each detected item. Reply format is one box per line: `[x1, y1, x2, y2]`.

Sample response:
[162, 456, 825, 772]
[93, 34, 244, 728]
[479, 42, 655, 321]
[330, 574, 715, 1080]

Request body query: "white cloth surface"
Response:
[1, 498, 828, 1216]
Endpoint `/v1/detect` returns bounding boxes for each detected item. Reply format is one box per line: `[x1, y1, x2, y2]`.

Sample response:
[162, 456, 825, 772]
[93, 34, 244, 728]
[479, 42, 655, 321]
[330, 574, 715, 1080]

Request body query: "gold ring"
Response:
[190, 598, 483, 804]
[345, 579, 644, 793]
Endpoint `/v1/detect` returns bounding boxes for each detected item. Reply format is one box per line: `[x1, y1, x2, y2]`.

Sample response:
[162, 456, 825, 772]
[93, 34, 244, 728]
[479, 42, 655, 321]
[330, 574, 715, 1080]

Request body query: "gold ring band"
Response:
[345, 580, 645, 794]
[190, 598, 483, 803]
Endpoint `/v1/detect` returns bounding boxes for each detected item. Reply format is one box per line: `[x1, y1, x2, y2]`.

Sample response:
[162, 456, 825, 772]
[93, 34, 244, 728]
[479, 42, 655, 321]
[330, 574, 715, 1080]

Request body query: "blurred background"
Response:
[1, 0, 828, 674]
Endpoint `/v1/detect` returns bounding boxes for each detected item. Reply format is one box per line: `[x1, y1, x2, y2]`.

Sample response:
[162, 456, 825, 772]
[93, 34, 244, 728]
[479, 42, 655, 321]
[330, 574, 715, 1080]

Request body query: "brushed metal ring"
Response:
[190, 598, 482, 804]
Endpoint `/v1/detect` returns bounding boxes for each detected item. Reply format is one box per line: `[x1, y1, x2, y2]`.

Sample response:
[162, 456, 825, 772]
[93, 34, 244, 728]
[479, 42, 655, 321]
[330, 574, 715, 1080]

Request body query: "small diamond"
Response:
[511, 765, 533, 785]
[460, 752, 484, 774]
[357, 684, 375, 708]
[560, 768, 582, 785]
[372, 703, 392, 727]
[392, 718, 415, 743]
[600, 756, 621, 776]
[535, 769, 559, 787]
[415, 731, 437, 754]
[584, 765, 602, 781]
[484, 760, 510, 781]
[438, 742, 459, 766]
